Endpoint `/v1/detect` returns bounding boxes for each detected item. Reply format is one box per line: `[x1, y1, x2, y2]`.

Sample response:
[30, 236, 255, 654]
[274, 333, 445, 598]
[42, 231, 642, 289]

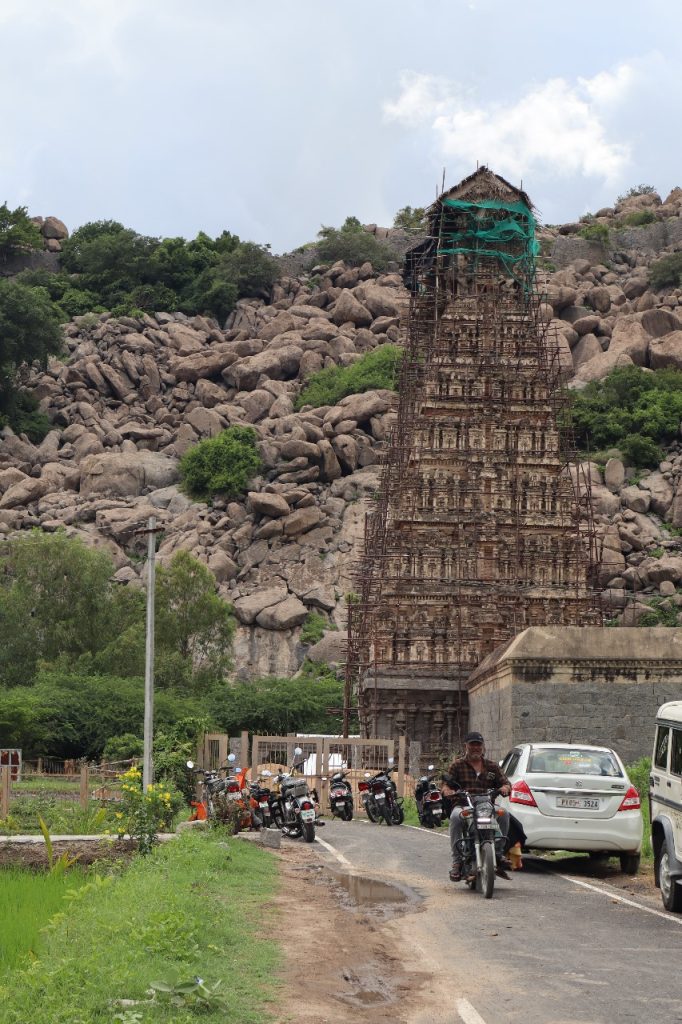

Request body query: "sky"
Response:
[2, 0, 681, 253]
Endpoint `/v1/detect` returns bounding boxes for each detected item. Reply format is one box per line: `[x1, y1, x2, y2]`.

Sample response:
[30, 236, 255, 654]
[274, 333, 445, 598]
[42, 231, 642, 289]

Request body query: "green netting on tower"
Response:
[438, 198, 539, 288]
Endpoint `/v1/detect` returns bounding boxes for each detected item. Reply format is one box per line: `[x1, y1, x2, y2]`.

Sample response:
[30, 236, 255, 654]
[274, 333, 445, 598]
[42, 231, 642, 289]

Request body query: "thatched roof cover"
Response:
[427, 165, 533, 220]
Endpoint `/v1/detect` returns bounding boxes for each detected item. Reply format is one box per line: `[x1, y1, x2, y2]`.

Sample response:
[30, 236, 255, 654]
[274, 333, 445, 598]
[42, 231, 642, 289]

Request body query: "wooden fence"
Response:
[0, 760, 135, 819]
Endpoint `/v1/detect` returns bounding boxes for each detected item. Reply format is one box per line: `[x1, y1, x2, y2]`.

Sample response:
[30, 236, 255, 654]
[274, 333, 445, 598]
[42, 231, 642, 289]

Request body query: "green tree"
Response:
[155, 550, 235, 685]
[208, 662, 349, 737]
[650, 252, 682, 290]
[393, 205, 427, 232]
[0, 202, 42, 261]
[180, 425, 263, 501]
[0, 531, 139, 687]
[316, 216, 393, 270]
[0, 278, 63, 420]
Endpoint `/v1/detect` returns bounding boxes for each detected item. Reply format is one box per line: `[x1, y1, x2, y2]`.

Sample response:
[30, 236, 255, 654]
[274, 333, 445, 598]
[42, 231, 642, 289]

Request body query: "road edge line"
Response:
[456, 997, 488, 1023]
[558, 873, 682, 926]
[315, 834, 353, 869]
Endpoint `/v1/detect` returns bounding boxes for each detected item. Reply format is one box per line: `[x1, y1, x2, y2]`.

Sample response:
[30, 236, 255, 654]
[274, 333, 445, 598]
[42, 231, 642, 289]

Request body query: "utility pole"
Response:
[136, 517, 161, 793]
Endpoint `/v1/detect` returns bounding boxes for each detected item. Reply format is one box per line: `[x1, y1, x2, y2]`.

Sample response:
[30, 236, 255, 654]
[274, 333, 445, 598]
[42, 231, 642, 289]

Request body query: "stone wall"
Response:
[467, 626, 682, 764]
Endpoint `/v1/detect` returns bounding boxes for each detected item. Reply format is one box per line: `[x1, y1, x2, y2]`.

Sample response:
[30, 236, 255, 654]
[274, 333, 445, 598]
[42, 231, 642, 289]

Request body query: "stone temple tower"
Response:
[345, 167, 602, 756]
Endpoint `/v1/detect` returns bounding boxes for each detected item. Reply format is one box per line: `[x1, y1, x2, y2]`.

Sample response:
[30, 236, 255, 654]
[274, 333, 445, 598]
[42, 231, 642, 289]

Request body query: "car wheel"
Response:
[619, 852, 640, 875]
[659, 844, 682, 913]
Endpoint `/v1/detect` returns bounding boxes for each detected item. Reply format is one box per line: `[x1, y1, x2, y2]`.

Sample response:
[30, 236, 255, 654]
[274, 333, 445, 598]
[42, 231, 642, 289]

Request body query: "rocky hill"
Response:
[3, 187, 682, 678]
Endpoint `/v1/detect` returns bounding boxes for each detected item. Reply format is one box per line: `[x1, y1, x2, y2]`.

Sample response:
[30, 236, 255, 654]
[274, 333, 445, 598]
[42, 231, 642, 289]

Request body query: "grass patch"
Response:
[295, 343, 401, 410]
[1, 830, 279, 1024]
[0, 867, 89, 979]
[0, 796, 118, 836]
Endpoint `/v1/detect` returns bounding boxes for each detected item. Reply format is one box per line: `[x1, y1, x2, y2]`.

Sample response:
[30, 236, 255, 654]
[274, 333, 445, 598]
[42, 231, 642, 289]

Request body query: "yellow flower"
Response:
[115, 812, 123, 819]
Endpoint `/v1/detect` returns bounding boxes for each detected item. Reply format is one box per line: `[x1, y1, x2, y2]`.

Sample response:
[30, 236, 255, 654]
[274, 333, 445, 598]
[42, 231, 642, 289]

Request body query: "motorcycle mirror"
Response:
[321, 776, 327, 781]
[261, 770, 272, 778]
[364, 772, 371, 778]
[227, 753, 236, 763]
[294, 746, 303, 756]
[186, 760, 194, 769]
[387, 756, 394, 765]
[428, 764, 435, 771]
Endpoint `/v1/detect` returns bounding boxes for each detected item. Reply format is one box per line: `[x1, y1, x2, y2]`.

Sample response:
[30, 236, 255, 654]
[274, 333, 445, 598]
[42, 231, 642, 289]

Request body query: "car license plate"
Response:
[300, 809, 315, 821]
[556, 797, 600, 809]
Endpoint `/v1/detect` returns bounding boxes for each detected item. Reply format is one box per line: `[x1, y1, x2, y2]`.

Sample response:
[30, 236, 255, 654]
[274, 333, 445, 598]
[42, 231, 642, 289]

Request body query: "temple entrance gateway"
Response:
[345, 167, 601, 759]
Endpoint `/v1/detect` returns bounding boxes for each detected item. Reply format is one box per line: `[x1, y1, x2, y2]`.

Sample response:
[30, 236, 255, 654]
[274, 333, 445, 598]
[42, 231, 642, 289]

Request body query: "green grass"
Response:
[0, 796, 118, 835]
[0, 867, 89, 978]
[0, 830, 279, 1024]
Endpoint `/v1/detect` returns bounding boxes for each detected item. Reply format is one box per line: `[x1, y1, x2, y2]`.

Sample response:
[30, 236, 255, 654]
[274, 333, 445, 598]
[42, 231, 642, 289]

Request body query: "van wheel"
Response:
[619, 853, 640, 875]
[659, 845, 682, 912]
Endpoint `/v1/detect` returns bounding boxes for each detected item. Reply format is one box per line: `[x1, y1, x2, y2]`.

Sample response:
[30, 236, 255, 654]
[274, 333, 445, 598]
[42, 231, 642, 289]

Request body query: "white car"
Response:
[498, 743, 643, 873]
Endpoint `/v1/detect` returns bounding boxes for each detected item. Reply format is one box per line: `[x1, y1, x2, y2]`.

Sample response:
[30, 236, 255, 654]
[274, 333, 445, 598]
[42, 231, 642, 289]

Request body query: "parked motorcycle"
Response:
[248, 771, 275, 829]
[359, 758, 403, 826]
[275, 746, 317, 842]
[445, 777, 507, 899]
[415, 765, 445, 828]
[187, 754, 251, 829]
[328, 769, 354, 821]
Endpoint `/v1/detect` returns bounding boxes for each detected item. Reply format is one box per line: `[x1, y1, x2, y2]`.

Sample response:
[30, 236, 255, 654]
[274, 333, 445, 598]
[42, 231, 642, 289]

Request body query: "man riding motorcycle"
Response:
[441, 731, 512, 882]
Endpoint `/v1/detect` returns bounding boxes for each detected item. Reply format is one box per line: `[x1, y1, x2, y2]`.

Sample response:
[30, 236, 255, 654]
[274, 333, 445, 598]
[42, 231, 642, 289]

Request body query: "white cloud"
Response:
[383, 65, 635, 184]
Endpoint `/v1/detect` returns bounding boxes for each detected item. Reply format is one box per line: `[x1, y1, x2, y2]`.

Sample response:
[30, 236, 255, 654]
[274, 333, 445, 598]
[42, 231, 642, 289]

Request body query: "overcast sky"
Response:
[2, 1, 681, 252]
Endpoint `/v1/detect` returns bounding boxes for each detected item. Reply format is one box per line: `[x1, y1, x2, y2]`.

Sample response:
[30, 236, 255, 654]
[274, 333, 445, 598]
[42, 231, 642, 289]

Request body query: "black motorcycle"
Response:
[275, 747, 317, 842]
[445, 778, 507, 899]
[328, 770, 354, 821]
[415, 765, 445, 828]
[361, 761, 403, 826]
[248, 772, 275, 829]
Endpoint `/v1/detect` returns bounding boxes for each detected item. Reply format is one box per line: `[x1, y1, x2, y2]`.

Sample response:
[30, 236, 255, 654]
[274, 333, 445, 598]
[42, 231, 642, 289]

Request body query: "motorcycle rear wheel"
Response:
[302, 821, 315, 843]
[391, 803, 404, 825]
[344, 805, 353, 821]
[381, 802, 393, 826]
[365, 800, 379, 823]
[477, 842, 495, 899]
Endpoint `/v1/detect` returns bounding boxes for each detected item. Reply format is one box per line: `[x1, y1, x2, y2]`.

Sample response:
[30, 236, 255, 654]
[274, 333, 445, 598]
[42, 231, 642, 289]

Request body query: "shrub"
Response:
[578, 223, 609, 245]
[116, 764, 183, 853]
[622, 209, 657, 227]
[570, 365, 682, 468]
[179, 425, 263, 501]
[316, 216, 393, 270]
[617, 184, 657, 203]
[295, 343, 401, 409]
[0, 390, 51, 442]
[300, 611, 332, 646]
[650, 252, 682, 290]
[102, 733, 143, 763]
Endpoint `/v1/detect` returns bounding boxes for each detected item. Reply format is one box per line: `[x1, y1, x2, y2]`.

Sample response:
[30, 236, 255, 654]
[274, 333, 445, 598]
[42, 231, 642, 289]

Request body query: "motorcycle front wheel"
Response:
[302, 821, 315, 843]
[477, 842, 495, 899]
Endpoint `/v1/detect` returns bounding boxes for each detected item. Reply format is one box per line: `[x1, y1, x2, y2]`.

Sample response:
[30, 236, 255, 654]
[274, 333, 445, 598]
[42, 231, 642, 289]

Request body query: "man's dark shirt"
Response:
[444, 756, 510, 797]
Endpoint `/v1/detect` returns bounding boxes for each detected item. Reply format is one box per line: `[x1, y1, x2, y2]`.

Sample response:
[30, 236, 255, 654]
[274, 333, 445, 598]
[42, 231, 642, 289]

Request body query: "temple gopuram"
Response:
[345, 167, 602, 757]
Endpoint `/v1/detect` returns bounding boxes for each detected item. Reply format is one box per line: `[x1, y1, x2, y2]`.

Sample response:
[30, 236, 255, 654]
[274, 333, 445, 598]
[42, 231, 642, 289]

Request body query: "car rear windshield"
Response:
[528, 749, 623, 776]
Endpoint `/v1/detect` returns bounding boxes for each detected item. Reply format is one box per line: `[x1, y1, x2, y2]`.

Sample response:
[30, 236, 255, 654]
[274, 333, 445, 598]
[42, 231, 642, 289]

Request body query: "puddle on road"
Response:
[328, 868, 420, 918]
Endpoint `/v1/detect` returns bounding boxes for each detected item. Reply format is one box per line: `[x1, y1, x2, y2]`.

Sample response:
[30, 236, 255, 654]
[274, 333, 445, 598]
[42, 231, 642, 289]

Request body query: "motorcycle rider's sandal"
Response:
[449, 864, 462, 882]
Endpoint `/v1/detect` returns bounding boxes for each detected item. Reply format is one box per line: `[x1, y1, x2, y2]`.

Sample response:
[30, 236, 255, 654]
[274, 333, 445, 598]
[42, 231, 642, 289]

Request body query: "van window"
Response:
[655, 726, 670, 770]
[671, 729, 682, 777]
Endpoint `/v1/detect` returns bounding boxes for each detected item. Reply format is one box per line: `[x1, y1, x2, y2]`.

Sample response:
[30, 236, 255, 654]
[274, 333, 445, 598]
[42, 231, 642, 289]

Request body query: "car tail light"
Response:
[510, 780, 537, 807]
[358, 782, 369, 792]
[617, 786, 641, 811]
[428, 792, 442, 802]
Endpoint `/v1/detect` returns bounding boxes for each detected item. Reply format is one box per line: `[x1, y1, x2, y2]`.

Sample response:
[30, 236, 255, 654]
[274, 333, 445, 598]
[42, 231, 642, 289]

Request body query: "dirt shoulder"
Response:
[268, 841, 445, 1024]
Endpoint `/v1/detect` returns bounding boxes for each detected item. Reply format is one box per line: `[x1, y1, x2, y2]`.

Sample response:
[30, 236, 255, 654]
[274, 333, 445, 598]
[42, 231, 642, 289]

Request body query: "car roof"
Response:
[518, 743, 618, 754]
[657, 700, 682, 724]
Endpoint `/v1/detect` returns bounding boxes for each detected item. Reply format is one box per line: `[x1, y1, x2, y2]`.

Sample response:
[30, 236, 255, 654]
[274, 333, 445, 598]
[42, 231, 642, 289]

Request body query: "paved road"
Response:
[315, 818, 682, 1024]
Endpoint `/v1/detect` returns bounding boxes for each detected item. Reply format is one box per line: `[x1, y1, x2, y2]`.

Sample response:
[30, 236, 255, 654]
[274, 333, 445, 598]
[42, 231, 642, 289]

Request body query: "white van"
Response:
[651, 701, 682, 913]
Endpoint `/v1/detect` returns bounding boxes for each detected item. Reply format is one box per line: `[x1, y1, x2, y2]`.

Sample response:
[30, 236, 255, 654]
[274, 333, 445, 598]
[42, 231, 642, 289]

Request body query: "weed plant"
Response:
[1, 830, 279, 1024]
